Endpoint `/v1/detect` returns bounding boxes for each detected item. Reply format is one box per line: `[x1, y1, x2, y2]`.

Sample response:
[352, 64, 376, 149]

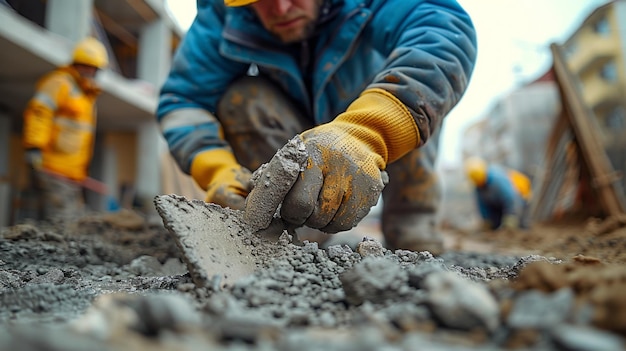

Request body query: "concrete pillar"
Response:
[136, 122, 165, 215]
[138, 19, 171, 88]
[45, 0, 93, 43]
[134, 19, 172, 214]
[0, 114, 10, 226]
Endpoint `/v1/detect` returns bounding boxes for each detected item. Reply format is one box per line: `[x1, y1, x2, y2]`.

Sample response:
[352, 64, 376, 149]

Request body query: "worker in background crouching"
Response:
[465, 157, 532, 231]
[157, 0, 477, 255]
[22, 37, 108, 220]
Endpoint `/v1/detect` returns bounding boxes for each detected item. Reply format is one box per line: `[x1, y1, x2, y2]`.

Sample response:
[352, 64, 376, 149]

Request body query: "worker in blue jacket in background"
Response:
[465, 157, 532, 231]
[157, 0, 477, 255]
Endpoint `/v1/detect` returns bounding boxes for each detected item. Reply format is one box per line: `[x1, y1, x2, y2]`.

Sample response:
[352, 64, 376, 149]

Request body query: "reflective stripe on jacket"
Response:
[23, 66, 99, 181]
[157, 0, 477, 174]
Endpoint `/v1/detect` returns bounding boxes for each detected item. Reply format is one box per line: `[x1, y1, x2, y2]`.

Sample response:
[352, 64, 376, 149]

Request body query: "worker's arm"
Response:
[294, 0, 477, 232]
[23, 72, 72, 169]
[253, 85, 455, 233]
[250, 0, 477, 231]
[156, 2, 253, 209]
[23, 100, 54, 152]
[159, 107, 252, 209]
[156, 2, 247, 174]
[156, 2, 250, 206]
[364, 0, 477, 155]
[23, 73, 70, 150]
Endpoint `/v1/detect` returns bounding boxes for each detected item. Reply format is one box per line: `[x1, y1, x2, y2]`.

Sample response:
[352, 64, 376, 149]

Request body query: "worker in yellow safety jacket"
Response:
[465, 157, 532, 231]
[22, 37, 108, 220]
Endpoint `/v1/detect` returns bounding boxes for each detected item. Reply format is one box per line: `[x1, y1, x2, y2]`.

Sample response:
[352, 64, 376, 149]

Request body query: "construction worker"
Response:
[464, 157, 532, 231]
[157, 0, 477, 254]
[22, 37, 108, 220]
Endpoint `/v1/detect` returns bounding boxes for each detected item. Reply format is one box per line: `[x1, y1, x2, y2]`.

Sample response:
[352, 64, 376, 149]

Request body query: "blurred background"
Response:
[0, 0, 624, 231]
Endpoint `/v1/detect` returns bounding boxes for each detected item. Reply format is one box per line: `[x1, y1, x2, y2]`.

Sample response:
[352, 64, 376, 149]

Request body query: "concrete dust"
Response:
[0, 208, 625, 350]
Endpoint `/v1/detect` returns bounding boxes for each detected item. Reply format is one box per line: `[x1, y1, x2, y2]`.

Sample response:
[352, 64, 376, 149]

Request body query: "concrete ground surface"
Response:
[1, 206, 625, 351]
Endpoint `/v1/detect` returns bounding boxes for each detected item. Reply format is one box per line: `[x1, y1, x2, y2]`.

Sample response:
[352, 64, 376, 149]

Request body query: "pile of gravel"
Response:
[1, 223, 624, 351]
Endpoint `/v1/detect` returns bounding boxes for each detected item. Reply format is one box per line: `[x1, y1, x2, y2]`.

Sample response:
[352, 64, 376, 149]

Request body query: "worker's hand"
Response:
[501, 214, 519, 230]
[249, 88, 419, 233]
[191, 148, 252, 210]
[278, 122, 389, 233]
[24, 148, 43, 170]
[205, 165, 252, 210]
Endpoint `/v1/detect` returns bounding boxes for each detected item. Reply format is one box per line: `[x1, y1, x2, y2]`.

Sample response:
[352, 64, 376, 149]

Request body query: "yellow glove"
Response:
[501, 215, 519, 230]
[268, 88, 419, 233]
[190, 148, 252, 210]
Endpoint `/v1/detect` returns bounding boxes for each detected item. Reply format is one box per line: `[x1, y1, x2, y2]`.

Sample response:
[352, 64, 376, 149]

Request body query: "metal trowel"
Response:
[154, 137, 308, 288]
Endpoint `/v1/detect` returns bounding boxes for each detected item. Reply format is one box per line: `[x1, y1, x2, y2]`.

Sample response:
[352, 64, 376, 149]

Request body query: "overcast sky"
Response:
[164, 0, 610, 166]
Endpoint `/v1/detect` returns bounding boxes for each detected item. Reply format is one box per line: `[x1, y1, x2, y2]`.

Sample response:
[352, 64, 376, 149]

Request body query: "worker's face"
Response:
[251, 0, 322, 43]
[74, 64, 99, 79]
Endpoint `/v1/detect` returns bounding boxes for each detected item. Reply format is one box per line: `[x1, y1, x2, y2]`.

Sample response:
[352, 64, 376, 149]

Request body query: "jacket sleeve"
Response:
[156, 1, 248, 173]
[366, 0, 477, 146]
[23, 73, 69, 149]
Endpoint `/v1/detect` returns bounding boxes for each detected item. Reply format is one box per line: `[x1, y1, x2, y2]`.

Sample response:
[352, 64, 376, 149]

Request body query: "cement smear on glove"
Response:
[244, 136, 308, 232]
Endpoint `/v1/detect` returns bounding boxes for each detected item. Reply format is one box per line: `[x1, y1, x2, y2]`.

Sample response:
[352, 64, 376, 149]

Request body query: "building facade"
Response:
[454, 0, 626, 226]
[460, 79, 560, 181]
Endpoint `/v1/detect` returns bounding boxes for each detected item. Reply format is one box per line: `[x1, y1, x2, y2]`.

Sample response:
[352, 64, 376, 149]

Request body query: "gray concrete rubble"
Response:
[0, 211, 624, 350]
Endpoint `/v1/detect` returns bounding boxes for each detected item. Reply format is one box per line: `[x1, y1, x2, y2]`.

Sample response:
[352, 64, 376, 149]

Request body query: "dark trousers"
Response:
[33, 169, 85, 220]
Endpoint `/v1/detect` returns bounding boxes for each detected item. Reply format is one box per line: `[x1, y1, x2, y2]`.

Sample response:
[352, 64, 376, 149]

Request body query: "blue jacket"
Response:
[475, 166, 526, 223]
[157, 0, 477, 173]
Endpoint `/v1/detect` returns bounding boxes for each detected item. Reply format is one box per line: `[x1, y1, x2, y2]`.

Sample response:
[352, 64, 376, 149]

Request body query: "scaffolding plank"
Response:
[551, 43, 625, 216]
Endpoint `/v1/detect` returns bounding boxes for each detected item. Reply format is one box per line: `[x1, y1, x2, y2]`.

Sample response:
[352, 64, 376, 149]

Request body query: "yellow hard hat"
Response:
[224, 0, 258, 6]
[465, 157, 488, 186]
[72, 37, 109, 69]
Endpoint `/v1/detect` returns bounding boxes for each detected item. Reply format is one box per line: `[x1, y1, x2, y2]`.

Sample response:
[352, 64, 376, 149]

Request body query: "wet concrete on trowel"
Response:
[1, 212, 625, 350]
[153, 136, 308, 289]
